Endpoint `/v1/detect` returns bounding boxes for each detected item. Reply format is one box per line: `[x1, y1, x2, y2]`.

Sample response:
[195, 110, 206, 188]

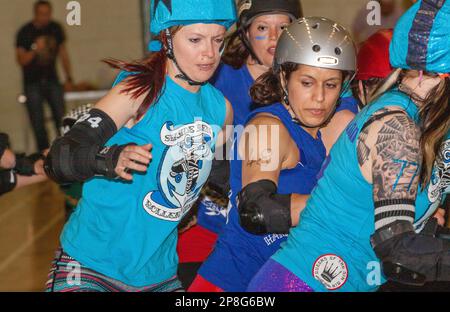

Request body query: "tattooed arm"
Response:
[237, 115, 308, 233]
[359, 109, 450, 284]
[358, 110, 421, 230]
[239, 115, 287, 186]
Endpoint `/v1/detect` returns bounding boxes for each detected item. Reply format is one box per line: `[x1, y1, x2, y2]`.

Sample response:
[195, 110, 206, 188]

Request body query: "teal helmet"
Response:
[150, 0, 237, 36]
[149, 0, 237, 86]
[390, 0, 450, 73]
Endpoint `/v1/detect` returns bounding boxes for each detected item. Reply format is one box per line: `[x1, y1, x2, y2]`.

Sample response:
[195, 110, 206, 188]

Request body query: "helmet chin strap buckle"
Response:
[238, 29, 263, 66]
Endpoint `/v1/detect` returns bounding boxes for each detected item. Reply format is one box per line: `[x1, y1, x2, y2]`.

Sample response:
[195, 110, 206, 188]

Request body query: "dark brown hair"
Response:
[351, 77, 384, 109]
[250, 63, 299, 105]
[222, 31, 250, 69]
[103, 28, 181, 121]
[417, 77, 450, 185]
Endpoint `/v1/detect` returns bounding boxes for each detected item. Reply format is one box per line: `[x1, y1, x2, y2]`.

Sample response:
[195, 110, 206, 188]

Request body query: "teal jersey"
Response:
[61, 75, 227, 287]
[273, 89, 431, 292]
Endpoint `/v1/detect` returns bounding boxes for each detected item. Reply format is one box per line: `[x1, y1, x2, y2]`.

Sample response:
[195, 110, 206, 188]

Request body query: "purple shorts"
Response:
[247, 259, 314, 292]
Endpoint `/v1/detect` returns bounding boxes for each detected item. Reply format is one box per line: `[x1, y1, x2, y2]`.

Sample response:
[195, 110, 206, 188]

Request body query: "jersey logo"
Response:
[143, 121, 214, 222]
[428, 138, 450, 203]
[203, 197, 228, 218]
[263, 234, 288, 246]
[415, 138, 449, 231]
[312, 254, 348, 290]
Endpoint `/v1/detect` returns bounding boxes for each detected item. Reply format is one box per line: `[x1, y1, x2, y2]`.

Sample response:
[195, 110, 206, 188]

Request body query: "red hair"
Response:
[103, 30, 179, 120]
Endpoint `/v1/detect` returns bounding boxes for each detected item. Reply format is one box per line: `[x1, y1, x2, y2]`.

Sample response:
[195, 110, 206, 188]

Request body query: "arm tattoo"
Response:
[371, 113, 422, 202]
[246, 148, 273, 168]
[358, 108, 389, 167]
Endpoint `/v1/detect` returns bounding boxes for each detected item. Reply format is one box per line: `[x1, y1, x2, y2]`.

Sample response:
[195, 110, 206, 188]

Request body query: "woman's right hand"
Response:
[115, 144, 152, 181]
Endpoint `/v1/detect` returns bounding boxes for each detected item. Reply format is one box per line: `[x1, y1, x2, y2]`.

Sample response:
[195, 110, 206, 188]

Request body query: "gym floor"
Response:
[0, 181, 64, 291]
[0, 181, 448, 292]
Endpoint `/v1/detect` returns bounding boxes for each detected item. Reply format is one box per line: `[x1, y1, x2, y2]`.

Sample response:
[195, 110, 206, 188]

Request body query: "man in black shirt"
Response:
[16, 0, 74, 152]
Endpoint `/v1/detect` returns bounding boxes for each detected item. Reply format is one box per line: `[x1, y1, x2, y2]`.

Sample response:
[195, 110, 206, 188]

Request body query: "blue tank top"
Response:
[273, 89, 429, 292]
[196, 197, 228, 234]
[198, 103, 326, 291]
[61, 73, 227, 287]
[201, 62, 357, 260]
[211, 63, 254, 127]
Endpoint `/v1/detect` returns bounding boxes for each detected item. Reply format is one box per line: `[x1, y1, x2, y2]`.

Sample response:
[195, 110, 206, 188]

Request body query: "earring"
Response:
[283, 92, 289, 106]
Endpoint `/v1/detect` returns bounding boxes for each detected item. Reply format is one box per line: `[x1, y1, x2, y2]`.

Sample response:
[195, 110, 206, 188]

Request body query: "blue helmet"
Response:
[390, 0, 450, 73]
[150, 0, 237, 35]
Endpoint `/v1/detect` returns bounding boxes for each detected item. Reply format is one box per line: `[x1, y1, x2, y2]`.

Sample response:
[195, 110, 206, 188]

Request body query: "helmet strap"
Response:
[164, 29, 207, 87]
[239, 27, 264, 66]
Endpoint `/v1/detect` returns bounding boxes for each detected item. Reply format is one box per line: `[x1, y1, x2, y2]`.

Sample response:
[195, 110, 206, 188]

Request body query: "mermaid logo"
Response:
[143, 120, 214, 222]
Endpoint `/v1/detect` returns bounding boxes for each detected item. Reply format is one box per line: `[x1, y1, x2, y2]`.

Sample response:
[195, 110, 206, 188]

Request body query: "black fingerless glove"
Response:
[94, 143, 136, 179]
[14, 153, 45, 176]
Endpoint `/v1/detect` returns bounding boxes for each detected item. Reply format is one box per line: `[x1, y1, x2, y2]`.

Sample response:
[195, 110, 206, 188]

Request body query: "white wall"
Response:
[0, 0, 143, 152]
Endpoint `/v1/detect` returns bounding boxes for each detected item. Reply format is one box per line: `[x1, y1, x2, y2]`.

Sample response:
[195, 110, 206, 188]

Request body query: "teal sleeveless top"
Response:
[273, 89, 430, 292]
[61, 74, 227, 287]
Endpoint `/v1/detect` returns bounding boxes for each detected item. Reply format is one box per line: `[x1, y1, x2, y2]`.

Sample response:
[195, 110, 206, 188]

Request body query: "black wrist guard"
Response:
[0, 170, 17, 196]
[14, 153, 44, 176]
[95, 143, 135, 179]
[371, 220, 450, 285]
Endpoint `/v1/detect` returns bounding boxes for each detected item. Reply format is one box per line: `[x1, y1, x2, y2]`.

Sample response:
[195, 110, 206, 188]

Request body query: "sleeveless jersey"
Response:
[61, 73, 227, 287]
[198, 103, 326, 291]
[273, 89, 427, 292]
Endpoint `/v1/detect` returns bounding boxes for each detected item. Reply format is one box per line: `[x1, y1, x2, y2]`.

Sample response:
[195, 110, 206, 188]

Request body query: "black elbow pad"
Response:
[238, 180, 291, 235]
[44, 108, 123, 184]
[44, 135, 96, 183]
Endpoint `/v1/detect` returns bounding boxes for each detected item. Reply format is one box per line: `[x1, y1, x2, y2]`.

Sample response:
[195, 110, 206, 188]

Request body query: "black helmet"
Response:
[237, 0, 303, 65]
[238, 0, 303, 29]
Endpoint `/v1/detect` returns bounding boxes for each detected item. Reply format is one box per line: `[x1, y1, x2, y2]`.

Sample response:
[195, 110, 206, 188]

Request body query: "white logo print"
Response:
[428, 139, 450, 203]
[416, 138, 450, 231]
[313, 254, 348, 290]
[143, 120, 214, 222]
[203, 198, 228, 218]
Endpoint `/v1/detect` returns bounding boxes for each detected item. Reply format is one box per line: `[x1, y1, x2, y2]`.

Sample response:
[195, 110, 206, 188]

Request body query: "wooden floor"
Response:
[0, 180, 448, 292]
[0, 181, 65, 292]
